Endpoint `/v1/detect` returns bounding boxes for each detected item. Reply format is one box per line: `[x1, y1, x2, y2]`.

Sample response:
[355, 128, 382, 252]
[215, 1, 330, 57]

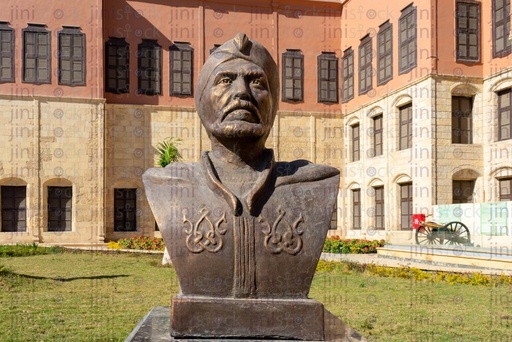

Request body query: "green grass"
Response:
[0, 251, 511, 341]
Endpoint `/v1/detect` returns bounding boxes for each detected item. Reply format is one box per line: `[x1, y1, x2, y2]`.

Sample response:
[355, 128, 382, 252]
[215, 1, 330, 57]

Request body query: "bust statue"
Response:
[143, 33, 340, 340]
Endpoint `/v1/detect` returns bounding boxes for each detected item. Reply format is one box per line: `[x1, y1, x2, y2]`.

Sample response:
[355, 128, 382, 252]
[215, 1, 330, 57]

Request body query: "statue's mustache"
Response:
[221, 100, 260, 122]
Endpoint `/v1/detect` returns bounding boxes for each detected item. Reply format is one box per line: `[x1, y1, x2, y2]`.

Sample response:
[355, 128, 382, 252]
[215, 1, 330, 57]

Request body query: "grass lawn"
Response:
[1, 251, 511, 341]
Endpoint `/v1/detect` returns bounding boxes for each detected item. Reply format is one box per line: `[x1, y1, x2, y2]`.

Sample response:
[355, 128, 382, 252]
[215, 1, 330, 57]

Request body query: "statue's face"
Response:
[199, 59, 274, 141]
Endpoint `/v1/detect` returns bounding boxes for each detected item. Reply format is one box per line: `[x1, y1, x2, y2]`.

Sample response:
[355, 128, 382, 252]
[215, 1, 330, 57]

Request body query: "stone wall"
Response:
[0, 95, 104, 244]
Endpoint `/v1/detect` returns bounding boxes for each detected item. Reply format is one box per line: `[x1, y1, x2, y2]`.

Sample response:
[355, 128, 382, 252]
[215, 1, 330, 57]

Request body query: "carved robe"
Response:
[143, 149, 340, 300]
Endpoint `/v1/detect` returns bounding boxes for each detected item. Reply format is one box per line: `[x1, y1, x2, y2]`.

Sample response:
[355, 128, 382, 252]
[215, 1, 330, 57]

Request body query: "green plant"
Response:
[156, 137, 183, 167]
[0, 243, 63, 257]
[322, 237, 385, 254]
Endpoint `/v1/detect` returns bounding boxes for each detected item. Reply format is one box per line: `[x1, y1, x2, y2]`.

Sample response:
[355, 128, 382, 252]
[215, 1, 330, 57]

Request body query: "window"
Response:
[170, 42, 193, 96]
[58, 27, 85, 86]
[352, 189, 361, 230]
[377, 21, 393, 85]
[1, 186, 26, 232]
[493, 0, 511, 57]
[138, 39, 162, 95]
[398, 4, 417, 74]
[342, 48, 354, 102]
[359, 35, 373, 95]
[373, 115, 383, 156]
[0, 22, 14, 83]
[453, 180, 475, 203]
[114, 188, 136, 232]
[456, 2, 480, 62]
[23, 24, 50, 84]
[105, 37, 129, 94]
[452, 96, 473, 144]
[351, 124, 360, 162]
[374, 186, 385, 230]
[48, 186, 72, 232]
[282, 49, 303, 101]
[498, 88, 512, 141]
[329, 203, 337, 230]
[317, 52, 338, 103]
[499, 178, 512, 201]
[400, 183, 413, 230]
[399, 103, 413, 150]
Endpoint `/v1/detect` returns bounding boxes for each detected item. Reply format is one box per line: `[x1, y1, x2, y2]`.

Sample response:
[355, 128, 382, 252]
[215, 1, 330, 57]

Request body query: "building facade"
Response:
[0, 0, 511, 247]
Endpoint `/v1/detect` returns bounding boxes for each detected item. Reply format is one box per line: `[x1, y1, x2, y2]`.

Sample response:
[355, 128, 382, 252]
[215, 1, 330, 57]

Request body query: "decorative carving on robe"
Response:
[183, 208, 227, 253]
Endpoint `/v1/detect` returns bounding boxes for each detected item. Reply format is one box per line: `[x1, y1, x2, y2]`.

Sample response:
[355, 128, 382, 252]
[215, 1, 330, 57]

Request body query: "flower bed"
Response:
[322, 236, 385, 254]
[114, 236, 165, 251]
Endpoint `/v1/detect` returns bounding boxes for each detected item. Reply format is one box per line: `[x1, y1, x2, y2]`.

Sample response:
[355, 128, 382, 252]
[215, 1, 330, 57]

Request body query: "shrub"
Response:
[322, 237, 385, 254]
[116, 236, 165, 251]
[0, 243, 63, 257]
[316, 260, 512, 286]
[107, 241, 122, 250]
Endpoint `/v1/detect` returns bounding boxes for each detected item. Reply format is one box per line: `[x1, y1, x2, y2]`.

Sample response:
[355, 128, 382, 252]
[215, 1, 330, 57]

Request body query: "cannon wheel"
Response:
[443, 221, 471, 245]
[415, 223, 443, 245]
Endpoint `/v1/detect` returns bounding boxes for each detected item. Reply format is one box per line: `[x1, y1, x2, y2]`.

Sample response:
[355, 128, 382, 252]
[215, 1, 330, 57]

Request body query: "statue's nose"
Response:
[232, 78, 250, 100]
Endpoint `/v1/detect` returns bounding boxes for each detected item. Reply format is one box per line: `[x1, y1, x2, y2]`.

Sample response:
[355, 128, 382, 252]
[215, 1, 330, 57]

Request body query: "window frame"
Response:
[137, 39, 162, 96]
[374, 186, 385, 230]
[282, 49, 304, 102]
[498, 88, 512, 141]
[452, 96, 473, 144]
[342, 48, 354, 103]
[399, 103, 413, 150]
[105, 37, 130, 94]
[47, 186, 72, 232]
[358, 35, 373, 95]
[1, 186, 27, 233]
[170, 42, 193, 97]
[0, 22, 14, 83]
[499, 178, 512, 201]
[58, 26, 85, 86]
[22, 24, 51, 84]
[317, 52, 338, 103]
[351, 123, 360, 162]
[400, 182, 413, 230]
[114, 188, 137, 232]
[373, 114, 383, 156]
[456, 1, 481, 62]
[352, 189, 361, 230]
[398, 4, 417, 74]
[497, 88, 512, 141]
[493, 0, 512, 58]
[377, 21, 393, 85]
[452, 180, 475, 204]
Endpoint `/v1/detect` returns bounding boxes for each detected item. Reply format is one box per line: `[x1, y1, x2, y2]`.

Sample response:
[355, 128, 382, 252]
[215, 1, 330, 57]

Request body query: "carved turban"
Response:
[195, 33, 279, 118]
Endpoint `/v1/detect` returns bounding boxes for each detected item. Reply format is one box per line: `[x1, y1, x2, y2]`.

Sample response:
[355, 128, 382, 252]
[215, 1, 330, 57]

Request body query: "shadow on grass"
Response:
[6, 273, 130, 282]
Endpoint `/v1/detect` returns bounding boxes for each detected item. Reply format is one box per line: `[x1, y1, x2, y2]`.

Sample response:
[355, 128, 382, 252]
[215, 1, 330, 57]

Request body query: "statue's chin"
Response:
[211, 121, 267, 140]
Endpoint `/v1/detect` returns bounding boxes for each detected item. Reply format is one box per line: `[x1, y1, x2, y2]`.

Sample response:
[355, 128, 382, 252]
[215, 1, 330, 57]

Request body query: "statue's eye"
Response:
[218, 78, 232, 85]
[251, 79, 261, 85]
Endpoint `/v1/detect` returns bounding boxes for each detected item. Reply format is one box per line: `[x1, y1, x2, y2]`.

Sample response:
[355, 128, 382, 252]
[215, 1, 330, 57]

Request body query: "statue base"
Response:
[126, 305, 367, 341]
[172, 296, 324, 340]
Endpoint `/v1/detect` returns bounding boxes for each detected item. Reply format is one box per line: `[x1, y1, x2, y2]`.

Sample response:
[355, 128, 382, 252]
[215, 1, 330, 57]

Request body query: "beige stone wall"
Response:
[0, 95, 104, 244]
[339, 78, 434, 244]
[104, 104, 343, 241]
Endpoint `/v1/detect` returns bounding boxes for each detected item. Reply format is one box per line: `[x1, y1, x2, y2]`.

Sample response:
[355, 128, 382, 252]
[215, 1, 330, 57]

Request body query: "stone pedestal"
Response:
[126, 306, 367, 342]
[171, 296, 324, 340]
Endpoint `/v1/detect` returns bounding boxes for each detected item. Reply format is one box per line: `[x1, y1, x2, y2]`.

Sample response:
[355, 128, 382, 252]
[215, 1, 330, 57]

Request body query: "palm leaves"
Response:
[156, 138, 183, 167]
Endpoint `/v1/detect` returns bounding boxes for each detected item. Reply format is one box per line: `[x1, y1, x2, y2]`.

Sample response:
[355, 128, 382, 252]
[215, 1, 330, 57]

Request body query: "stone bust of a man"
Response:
[143, 33, 340, 340]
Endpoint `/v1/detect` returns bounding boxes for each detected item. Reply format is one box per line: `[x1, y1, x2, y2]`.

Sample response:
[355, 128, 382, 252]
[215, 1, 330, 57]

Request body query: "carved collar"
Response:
[201, 150, 275, 216]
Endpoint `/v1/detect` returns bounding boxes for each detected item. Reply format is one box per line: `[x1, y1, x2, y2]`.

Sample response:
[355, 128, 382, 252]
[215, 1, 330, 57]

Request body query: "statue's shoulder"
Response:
[274, 160, 340, 187]
[142, 162, 200, 185]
